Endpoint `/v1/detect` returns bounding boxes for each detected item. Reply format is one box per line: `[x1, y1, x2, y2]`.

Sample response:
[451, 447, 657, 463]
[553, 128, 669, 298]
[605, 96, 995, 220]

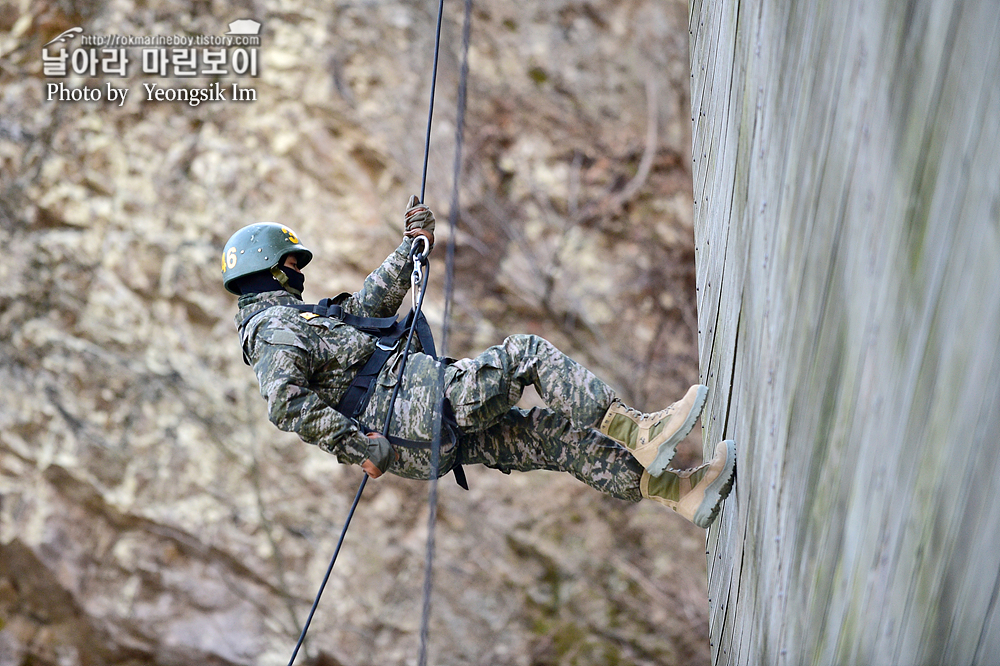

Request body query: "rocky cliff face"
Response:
[0, 1, 706, 664]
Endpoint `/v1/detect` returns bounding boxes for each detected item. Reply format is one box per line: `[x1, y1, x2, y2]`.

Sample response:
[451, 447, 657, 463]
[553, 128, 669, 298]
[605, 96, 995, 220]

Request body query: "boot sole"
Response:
[693, 439, 737, 528]
[647, 384, 709, 477]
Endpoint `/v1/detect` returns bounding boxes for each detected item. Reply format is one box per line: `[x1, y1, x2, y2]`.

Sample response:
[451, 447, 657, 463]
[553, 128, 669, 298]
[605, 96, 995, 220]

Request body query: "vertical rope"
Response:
[420, 0, 447, 203]
[287, 0, 463, 660]
[440, 0, 472, 358]
[286, 475, 367, 666]
[287, 250, 432, 666]
[417, 1, 473, 664]
[418, 365, 445, 666]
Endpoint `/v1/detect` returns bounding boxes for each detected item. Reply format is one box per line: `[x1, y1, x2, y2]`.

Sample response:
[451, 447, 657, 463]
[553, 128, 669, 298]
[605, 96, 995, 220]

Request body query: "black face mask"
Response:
[236, 265, 305, 296]
[278, 264, 305, 294]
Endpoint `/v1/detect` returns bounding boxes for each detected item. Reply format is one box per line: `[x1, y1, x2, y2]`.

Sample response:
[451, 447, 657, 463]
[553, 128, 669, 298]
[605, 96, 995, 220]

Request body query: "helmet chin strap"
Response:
[270, 265, 303, 297]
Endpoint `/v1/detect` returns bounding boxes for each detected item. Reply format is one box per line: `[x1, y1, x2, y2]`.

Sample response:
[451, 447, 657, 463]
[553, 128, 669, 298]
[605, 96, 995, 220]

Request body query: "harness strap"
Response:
[335, 326, 402, 418]
[385, 408, 468, 491]
[295, 298, 399, 333]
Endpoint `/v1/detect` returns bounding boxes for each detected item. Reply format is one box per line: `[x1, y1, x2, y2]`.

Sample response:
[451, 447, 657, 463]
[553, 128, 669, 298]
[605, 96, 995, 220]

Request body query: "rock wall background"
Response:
[0, 1, 706, 664]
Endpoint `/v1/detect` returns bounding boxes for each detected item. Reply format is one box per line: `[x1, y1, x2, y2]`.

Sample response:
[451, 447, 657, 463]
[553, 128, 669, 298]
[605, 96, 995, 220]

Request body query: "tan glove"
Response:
[403, 195, 435, 246]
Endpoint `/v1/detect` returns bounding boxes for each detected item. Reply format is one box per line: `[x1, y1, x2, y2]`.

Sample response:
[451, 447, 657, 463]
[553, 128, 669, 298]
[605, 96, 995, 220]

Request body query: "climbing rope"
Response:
[284, 469, 367, 666]
[420, 0, 447, 203]
[417, 0, 473, 664]
[286, 1, 458, 662]
[440, 0, 473, 358]
[286, 240, 433, 666]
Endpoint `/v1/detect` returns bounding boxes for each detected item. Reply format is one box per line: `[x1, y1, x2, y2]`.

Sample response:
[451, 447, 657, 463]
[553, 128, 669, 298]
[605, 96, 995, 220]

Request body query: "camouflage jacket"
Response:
[235, 237, 446, 468]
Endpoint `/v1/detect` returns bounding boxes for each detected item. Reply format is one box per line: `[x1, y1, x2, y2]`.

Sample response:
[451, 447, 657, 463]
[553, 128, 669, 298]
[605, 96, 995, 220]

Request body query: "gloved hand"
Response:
[362, 432, 395, 478]
[403, 195, 435, 248]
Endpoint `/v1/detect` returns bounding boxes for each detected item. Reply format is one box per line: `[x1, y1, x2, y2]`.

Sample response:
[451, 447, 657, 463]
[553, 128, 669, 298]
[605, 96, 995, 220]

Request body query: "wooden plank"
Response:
[691, 0, 1000, 663]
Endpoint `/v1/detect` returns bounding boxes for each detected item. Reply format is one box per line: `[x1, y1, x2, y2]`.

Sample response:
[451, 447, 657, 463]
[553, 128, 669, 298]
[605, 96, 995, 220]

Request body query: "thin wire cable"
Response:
[417, 1, 473, 664]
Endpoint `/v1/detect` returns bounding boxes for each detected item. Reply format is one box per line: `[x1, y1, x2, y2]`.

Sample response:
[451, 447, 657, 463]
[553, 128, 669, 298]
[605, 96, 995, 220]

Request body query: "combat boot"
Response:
[640, 440, 736, 528]
[598, 384, 708, 476]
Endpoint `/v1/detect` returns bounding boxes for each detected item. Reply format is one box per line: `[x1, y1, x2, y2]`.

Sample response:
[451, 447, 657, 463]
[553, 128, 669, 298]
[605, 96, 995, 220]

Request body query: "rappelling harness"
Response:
[237, 238, 468, 490]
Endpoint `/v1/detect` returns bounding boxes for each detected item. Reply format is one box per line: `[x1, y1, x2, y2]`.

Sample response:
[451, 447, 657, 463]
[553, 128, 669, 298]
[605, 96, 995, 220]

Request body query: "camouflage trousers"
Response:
[389, 405, 643, 502]
[384, 334, 643, 502]
[444, 334, 615, 431]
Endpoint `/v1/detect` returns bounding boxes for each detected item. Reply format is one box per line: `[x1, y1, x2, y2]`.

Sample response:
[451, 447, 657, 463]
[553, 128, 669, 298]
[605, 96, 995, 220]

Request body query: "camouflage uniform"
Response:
[237, 238, 643, 502]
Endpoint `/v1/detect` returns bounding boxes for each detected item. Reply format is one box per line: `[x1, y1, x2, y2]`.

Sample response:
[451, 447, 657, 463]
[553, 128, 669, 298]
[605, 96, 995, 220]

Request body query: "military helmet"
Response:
[221, 222, 313, 294]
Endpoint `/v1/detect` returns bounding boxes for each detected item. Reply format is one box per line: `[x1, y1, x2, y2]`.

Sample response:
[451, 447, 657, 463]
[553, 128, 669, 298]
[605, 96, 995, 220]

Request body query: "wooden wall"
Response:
[690, 0, 1000, 663]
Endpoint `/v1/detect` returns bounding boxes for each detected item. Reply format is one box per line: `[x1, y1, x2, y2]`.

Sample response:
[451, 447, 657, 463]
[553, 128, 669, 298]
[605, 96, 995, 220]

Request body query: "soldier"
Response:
[222, 199, 736, 528]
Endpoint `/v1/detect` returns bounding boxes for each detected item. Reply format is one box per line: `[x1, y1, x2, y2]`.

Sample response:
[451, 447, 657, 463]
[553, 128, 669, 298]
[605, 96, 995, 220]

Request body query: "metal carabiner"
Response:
[411, 262, 424, 310]
[409, 235, 431, 310]
[410, 234, 431, 262]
